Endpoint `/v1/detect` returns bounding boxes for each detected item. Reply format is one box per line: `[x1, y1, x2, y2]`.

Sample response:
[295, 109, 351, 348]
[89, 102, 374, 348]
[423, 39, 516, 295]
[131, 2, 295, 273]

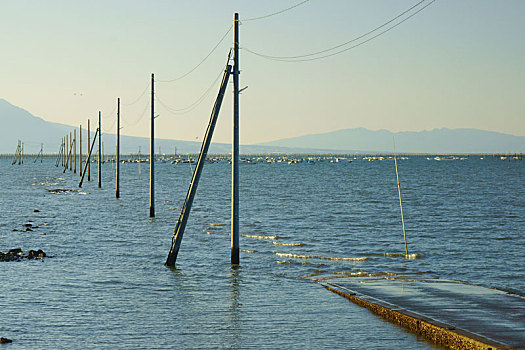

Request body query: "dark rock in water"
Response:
[0, 337, 12, 343]
[27, 249, 46, 259]
[22, 223, 33, 227]
[34, 209, 40, 212]
[1, 248, 47, 262]
[25, 227, 33, 232]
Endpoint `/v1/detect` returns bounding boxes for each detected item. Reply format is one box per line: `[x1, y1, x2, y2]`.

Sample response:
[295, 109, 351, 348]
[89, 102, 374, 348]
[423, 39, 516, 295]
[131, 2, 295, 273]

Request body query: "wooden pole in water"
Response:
[54, 141, 61, 167]
[66, 134, 70, 170]
[35, 143, 43, 163]
[79, 125, 82, 177]
[74, 129, 76, 173]
[231, 12, 240, 265]
[150, 73, 155, 217]
[88, 120, 91, 181]
[393, 137, 408, 256]
[98, 111, 102, 188]
[64, 136, 67, 167]
[63, 137, 66, 167]
[69, 132, 73, 171]
[63, 134, 72, 173]
[138, 147, 142, 180]
[79, 128, 99, 188]
[165, 63, 232, 267]
[12, 142, 20, 165]
[116, 98, 120, 198]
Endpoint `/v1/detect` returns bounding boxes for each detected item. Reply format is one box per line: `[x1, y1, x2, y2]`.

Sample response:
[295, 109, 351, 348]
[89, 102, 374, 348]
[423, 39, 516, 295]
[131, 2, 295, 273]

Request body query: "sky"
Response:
[1, 0, 524, 144]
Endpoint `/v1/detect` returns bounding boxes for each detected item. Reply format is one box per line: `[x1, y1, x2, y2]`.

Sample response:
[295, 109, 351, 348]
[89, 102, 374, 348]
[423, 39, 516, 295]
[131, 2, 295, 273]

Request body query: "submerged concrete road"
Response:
[324, 279, 525, 350]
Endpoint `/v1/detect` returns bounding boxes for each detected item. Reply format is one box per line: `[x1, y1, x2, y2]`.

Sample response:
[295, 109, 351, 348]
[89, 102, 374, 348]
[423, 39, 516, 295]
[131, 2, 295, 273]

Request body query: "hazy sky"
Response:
[1, 0, 524, 144]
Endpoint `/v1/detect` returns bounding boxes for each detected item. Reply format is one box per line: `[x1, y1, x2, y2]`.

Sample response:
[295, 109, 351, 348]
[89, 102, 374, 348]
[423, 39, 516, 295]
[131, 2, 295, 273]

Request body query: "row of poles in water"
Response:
[15, 13, 242, 267]
[11, 141, 44, 165]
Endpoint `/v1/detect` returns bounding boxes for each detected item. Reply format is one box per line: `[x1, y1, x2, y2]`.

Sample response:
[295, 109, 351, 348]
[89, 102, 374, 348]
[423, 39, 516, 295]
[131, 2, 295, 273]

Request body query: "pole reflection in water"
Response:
[227, 267, 242, 349]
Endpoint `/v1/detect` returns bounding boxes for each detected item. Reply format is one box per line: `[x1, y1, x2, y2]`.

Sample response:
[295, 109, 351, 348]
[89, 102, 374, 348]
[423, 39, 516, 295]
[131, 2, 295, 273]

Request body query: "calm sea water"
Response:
[1, 155, 523, 349]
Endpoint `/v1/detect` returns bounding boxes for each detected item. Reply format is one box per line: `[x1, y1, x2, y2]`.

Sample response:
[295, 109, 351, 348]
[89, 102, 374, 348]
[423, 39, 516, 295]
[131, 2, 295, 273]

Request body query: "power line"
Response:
[242, 0, 310, 22]
[121, 100, 150, 128]
[122, 82, 151, 106]
[243, 0, 436, 62]
[156, 25, 233, 83]
[156, 67, 225, 116]
[102, 106, 117, 133]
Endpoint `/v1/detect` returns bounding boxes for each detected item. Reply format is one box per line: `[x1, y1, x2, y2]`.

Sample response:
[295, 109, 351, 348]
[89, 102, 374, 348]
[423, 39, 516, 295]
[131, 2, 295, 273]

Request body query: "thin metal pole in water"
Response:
[231, 12, 240, 265]
[393, 137, 408, 256]
[88, 120, 91, 181]
[98, 111, 102, 188]
[165, 63, 232, 267]
[21, 142, 24, 164]
[79, 128, 99, 188]
[150, 73, 155, 217]
[79, 125, 82, 177]
[116, 98, 120, 198]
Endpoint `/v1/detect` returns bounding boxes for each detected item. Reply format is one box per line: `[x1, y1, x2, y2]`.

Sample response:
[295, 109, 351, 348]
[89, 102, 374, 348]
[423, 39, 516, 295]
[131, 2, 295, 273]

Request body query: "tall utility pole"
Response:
[73, 129, 77, 173]
[69, 132, 72, 171]
[79, 125, 82, 178]
[88, 120, 91, 181]
[116, 98, 120, 199]
[150, 73, 155, 217]
[231, 12, 240, 265]
[98, 111, 102, 188]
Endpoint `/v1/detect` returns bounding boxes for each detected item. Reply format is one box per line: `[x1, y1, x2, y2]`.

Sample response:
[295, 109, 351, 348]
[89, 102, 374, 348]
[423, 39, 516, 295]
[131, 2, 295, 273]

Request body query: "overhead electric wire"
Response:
[242, 0, 310, 21]
[243, 0, 436, 62]
[122, 82, 151, 106]
[121, 100, 150, 128]
[100, 105, 117, 133]
[156, 67, 225, 116]
[156, 26, 233, 83]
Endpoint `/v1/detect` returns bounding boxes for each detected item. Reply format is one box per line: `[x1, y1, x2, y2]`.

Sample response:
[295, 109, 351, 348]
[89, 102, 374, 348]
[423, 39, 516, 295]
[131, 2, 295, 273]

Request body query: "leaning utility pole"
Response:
[79, 128, 99, 188]
[116, 98, 120, 198]
[150, 73, 155, 217]
[165, 61, 232, 267]
[231, 12, 240, 265]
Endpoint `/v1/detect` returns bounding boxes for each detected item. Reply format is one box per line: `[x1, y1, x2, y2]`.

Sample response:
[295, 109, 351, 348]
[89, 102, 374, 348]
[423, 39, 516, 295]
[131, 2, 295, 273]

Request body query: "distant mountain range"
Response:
[257, 127, 525, 154]
[1, 98, 523, 154]
[0, 98, 304, 155]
